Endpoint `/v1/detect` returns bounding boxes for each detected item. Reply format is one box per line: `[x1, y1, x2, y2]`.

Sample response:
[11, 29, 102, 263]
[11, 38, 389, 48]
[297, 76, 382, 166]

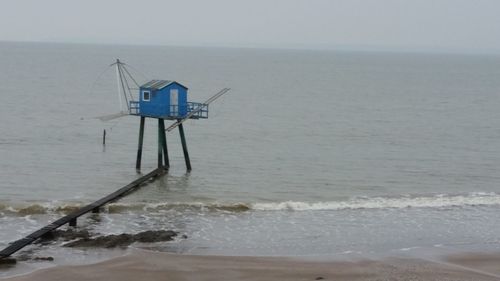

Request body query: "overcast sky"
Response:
[1, 0, 500, 53]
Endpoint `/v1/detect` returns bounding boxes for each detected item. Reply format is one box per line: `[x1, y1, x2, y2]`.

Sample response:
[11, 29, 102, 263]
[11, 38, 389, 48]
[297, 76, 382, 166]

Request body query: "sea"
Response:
[1, 41, 500, 276]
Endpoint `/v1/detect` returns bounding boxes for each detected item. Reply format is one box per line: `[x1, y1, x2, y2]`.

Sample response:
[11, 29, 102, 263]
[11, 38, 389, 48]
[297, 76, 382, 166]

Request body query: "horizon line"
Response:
[1, 39, 499, 56]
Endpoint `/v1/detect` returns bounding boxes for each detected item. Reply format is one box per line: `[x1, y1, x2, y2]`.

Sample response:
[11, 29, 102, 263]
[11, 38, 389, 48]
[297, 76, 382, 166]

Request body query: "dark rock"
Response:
[33, 256, 54, 261]
[0, 258, 17, 265]
[15, 253, 35, 262]
[64, 230, 178, 248]
[17, 255, 55, 262]
[38, 229, 92, 244]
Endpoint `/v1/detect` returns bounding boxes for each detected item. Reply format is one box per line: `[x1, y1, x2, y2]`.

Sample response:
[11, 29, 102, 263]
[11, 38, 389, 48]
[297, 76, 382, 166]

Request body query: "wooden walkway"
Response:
[0, 168, 165, 260]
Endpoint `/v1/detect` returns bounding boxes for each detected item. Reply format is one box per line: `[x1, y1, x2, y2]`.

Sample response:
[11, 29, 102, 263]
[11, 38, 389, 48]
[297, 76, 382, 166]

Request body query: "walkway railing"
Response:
[129, 101, 140, 115]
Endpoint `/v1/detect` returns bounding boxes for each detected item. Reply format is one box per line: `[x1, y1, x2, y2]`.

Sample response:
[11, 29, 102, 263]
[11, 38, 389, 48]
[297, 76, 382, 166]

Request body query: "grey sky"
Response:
[1, 0, 500, 52]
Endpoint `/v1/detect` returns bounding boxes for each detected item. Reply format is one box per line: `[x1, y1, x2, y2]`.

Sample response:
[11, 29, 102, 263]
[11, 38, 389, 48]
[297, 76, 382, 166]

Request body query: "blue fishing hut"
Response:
[111, 60, 228, 172]
[129, 80, 207, 120]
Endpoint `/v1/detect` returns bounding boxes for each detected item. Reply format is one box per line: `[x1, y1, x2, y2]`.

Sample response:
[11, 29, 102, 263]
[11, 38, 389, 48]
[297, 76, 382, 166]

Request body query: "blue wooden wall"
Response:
[138, 82, 188, 118]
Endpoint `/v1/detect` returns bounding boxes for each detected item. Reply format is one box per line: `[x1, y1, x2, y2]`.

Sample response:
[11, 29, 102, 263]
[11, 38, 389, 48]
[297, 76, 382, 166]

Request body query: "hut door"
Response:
[170, 89, 179, 115]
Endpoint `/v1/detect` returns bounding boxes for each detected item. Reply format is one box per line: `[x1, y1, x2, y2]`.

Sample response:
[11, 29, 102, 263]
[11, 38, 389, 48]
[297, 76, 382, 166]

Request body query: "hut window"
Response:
[143, 91, 151, 101]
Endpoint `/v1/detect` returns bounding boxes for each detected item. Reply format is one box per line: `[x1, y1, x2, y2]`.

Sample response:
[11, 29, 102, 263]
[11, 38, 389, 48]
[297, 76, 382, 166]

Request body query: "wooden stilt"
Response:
[159, 118, 169, 169]
[136, 117, 145, 171]
[178, 122, 192, 172]
[103, 129, 106, 145]
[158, 119, 163, 168]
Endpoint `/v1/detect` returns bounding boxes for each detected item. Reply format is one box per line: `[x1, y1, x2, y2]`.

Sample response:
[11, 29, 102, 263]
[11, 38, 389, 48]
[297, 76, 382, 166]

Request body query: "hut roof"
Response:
[140, 80, 187, 90]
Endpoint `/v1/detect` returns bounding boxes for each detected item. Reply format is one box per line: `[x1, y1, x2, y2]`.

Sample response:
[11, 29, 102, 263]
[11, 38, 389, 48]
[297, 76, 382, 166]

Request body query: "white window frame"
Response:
[142, 90, 151, 101]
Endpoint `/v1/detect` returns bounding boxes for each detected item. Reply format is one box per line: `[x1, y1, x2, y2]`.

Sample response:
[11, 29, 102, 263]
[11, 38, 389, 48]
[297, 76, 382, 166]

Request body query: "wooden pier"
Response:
[0, 168, 165, 260]
[0, 61, 229, 262]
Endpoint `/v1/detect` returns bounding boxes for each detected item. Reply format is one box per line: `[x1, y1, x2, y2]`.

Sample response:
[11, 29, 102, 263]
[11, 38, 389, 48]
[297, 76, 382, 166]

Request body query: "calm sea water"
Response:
[1, 41, 500, 274]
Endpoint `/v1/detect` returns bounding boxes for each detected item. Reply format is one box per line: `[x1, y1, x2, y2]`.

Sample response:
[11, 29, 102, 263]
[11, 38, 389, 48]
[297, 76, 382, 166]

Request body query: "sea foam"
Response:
[2, 192, 500, 215]
[252, 192, 500, 211]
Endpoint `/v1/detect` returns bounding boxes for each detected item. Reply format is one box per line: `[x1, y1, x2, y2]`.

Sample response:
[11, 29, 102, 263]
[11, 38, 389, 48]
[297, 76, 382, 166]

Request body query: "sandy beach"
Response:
[4, 250, 500, 281]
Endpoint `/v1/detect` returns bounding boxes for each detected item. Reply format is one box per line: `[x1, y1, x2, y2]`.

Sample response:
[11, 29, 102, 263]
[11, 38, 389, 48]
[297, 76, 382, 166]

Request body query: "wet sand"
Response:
[4, 250, 500, 281]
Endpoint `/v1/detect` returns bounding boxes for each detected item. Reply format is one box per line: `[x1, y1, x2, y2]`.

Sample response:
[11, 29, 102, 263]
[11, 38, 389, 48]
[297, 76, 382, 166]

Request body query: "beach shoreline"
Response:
[3, 249, 500, 281]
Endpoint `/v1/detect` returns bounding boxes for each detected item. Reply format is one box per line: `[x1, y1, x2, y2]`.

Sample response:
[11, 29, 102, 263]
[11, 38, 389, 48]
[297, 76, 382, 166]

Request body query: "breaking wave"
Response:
[252, 192, 500, 211]
[0, 203, 82, 215]
[0, 202, 251, 215]
[1, 192, 500, 215]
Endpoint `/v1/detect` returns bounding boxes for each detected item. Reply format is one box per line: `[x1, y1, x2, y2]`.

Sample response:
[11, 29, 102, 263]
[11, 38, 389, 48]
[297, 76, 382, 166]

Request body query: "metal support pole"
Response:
[103, 129, 106, 145]
[136, 117, 146, 171]
[159, 118, 169, 169]
[178, 122, 192, 172]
